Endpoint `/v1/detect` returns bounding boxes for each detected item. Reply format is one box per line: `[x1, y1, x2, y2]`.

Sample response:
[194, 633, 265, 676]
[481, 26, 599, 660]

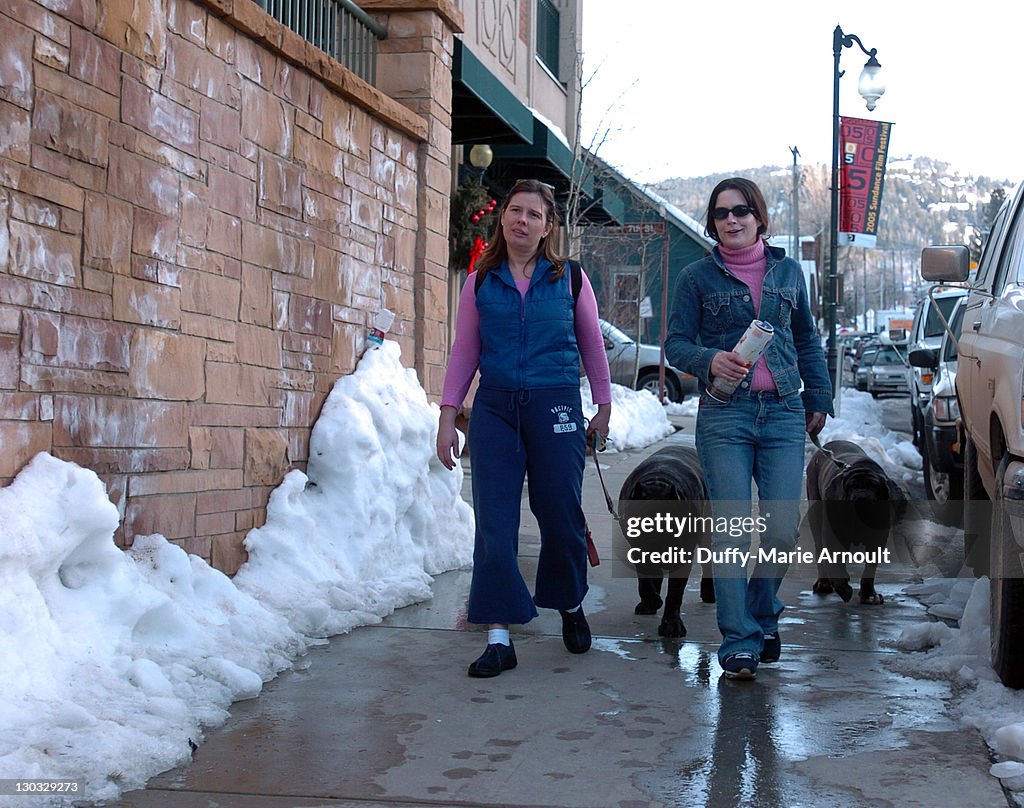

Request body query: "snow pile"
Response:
[234, 342, 474, 637]
[818, 388, 922, 484]
[897, 577, 1024, 797]
[0, 341, 473, 806]
[582, 382, 675, 451]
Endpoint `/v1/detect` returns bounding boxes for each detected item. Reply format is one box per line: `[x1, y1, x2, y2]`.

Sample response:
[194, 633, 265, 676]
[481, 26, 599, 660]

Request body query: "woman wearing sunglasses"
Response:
[665, 177, 832, 680]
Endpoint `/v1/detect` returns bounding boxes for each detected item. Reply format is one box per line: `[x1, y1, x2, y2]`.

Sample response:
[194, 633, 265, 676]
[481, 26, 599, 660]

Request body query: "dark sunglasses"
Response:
[712, 205, 756, 220]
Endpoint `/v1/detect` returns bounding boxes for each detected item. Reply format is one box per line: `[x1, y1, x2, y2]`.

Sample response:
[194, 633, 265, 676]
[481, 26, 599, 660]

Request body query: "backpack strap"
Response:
[566, 259, 582, 305]
[475, 260, 583, 306]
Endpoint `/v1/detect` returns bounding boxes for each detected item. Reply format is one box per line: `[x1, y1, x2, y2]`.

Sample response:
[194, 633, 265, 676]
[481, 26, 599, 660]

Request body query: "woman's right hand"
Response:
[436, 406, 461, 470]
[710, 350, 751, 382]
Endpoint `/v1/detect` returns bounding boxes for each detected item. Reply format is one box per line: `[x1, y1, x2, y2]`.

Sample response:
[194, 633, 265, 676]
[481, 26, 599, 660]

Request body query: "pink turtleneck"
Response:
[718, 241, 776, 392]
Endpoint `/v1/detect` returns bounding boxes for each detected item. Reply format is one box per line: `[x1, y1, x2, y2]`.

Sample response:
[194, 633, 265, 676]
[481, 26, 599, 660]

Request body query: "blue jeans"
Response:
[695, 390, 806, 663]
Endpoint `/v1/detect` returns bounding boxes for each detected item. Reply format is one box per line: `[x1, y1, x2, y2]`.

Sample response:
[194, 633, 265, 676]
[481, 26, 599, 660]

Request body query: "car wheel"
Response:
[963, 434, 991, 574]
[991, 453, 1024, 688]
[922, 442, 964, 526]
[637, 371, 681, 403]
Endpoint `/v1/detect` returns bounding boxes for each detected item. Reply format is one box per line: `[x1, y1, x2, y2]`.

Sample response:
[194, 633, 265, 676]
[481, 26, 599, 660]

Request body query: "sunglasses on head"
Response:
[712, 205, 756, 220]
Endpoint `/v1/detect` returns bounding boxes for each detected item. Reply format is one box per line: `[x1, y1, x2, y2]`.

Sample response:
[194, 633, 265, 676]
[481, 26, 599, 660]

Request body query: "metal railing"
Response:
[536, 0, 560, 77]
[257, 0, 387, 85]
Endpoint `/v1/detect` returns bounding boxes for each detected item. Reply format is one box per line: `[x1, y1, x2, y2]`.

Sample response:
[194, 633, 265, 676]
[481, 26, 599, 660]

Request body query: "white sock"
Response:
[488, 628, 510, 646]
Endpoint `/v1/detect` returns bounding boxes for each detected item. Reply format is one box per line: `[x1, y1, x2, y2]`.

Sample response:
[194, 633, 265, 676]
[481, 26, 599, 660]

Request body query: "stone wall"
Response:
[0, 0, 461, 572]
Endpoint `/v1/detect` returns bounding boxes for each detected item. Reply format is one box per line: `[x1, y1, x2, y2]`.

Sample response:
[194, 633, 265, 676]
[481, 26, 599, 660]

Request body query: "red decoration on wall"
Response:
[468, 236, 487, 273]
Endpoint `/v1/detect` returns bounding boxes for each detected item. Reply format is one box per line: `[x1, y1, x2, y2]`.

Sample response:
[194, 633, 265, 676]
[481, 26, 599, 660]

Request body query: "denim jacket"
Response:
[665, 244, 834, 416]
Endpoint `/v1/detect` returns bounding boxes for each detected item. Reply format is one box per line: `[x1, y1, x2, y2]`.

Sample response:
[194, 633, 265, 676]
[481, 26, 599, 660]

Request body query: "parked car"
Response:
[854, 345, 878, 391]
[920, 180, 1024, 688]
[906, 287, 968, 448]
[864, 344, 909, 398]
[599, 319, 698, 402]
[849, 336, 881, 384]
[908, 296, 966, 525]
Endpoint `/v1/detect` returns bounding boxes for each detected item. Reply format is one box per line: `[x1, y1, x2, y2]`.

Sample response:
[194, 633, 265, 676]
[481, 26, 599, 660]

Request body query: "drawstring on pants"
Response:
[507, 389, 532, 453]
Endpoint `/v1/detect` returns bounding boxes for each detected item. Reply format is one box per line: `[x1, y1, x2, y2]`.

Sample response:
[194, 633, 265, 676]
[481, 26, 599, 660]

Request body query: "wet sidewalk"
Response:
[107, 417, 1006, 808]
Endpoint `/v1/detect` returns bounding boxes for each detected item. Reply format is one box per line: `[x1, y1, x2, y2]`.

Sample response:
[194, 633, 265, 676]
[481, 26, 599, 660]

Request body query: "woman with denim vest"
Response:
[436, 179, 612, 678]
[665, 177, 832, 680]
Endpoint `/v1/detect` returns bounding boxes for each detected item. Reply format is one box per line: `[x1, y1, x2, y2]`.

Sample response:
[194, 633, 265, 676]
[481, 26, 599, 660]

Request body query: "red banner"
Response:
[840, 116, 893, 248]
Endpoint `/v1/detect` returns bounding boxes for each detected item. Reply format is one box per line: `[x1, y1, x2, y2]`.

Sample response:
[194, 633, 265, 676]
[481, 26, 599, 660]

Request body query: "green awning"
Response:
[491, 117, 579, 185]
[452, 39, 533, 145]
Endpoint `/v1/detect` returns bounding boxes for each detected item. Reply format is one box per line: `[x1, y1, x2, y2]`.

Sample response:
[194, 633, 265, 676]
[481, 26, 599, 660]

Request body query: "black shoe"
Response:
[560, 607, 592, 654]
[721, 651, 758, 680]
[467, 642, 517, 678]
[760, 632, 781, 664]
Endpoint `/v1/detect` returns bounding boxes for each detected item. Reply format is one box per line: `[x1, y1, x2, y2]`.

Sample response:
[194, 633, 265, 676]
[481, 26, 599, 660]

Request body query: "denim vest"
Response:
[665, 244, 834, 415]
[476, 257, 579, 391]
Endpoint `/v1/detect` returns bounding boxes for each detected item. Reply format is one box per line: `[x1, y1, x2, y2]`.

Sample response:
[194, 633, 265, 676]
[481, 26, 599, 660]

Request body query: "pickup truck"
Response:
[920, 182, 1024, 688]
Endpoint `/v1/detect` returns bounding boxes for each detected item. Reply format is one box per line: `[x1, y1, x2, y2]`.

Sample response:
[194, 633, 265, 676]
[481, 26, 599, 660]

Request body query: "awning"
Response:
[450, 44, 622, 225]
[490, 117, 577, 187]
[451, 39, 533, 145]
[487, 119, 623, 225]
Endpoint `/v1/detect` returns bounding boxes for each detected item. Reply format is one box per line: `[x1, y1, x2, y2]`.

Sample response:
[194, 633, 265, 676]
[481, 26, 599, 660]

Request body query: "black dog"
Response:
[805, 440, 907, 605]
[618, 444, 714, 637]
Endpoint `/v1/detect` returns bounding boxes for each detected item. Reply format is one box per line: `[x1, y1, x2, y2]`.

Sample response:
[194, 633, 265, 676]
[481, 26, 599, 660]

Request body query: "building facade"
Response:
[0, 0, 612, 573]
[0, 0, 461, 571]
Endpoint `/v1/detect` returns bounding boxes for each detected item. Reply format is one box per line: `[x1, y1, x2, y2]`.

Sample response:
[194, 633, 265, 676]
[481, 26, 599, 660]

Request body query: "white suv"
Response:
[906, 287, 967, 448]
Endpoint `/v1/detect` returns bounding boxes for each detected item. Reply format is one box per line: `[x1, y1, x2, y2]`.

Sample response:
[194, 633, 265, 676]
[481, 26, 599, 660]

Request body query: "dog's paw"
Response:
[658, 616, 687, 638]
[634, 599, 662, 615]
[833, 578, 854, 602]
[812, 578, 834, 595]
[699, 577, 716, 604]
[859, 589, 884, 605]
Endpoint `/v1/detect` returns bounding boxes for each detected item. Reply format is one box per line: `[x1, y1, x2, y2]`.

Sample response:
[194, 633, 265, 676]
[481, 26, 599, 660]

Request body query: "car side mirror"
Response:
[921, 245, 969, 282]
[908, 348, 939, 370]
[604, 337, 614, 351]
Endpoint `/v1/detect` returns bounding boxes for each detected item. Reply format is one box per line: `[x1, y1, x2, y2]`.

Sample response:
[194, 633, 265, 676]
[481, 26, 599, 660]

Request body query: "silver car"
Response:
[599, 319, 698, 402]
[865, 345, 910, 398]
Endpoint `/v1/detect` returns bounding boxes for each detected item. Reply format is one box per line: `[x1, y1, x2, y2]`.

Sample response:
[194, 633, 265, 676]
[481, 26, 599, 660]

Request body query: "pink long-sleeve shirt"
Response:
[719, 241, 777, 392]
[441, 268, 613, 409]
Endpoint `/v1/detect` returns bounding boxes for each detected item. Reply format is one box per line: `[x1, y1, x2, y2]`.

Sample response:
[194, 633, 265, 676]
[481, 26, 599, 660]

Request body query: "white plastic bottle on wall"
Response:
[366, 309, 395, 349]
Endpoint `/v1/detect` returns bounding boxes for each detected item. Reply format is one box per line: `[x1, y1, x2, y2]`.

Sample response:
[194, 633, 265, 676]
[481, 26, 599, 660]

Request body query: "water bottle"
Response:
[707, 320, 775, 402]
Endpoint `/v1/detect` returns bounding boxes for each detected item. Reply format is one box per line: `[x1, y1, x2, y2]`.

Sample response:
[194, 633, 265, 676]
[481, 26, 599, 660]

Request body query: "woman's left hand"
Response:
[586, 403, 611, 450]
[806, 411, 826, 437]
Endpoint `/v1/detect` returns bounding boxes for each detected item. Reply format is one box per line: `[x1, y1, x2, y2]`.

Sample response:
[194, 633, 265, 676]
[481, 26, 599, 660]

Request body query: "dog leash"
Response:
[810, 432, 853, 472]
[582, 427, 618, 567]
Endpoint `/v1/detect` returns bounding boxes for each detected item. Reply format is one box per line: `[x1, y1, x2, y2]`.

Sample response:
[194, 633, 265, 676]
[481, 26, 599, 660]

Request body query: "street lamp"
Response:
[827, 25, 885, 398]
[468, 144, 493, 170]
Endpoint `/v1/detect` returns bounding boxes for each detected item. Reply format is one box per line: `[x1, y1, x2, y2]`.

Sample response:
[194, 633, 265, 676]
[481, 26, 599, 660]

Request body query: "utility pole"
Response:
[790, 147, 800, 262]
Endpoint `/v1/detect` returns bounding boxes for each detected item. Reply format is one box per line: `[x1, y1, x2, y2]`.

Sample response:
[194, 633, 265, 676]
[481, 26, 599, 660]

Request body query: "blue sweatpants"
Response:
[466, 385, 589, 625]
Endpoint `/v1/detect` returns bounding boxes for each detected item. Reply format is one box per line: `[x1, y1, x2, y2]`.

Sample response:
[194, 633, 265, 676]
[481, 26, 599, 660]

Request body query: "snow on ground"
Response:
[2, 359, 1022, 804]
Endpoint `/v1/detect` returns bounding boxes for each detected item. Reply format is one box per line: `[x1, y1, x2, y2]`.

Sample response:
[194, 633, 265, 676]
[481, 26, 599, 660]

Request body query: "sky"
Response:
[580, 1, 1024, 184]
[3, 343, 1024, 805]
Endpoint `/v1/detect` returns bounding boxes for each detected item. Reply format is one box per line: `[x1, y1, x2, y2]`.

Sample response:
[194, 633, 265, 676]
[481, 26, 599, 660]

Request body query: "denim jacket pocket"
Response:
[702, 292, 747, 336]
[776, 287, 800, 329]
